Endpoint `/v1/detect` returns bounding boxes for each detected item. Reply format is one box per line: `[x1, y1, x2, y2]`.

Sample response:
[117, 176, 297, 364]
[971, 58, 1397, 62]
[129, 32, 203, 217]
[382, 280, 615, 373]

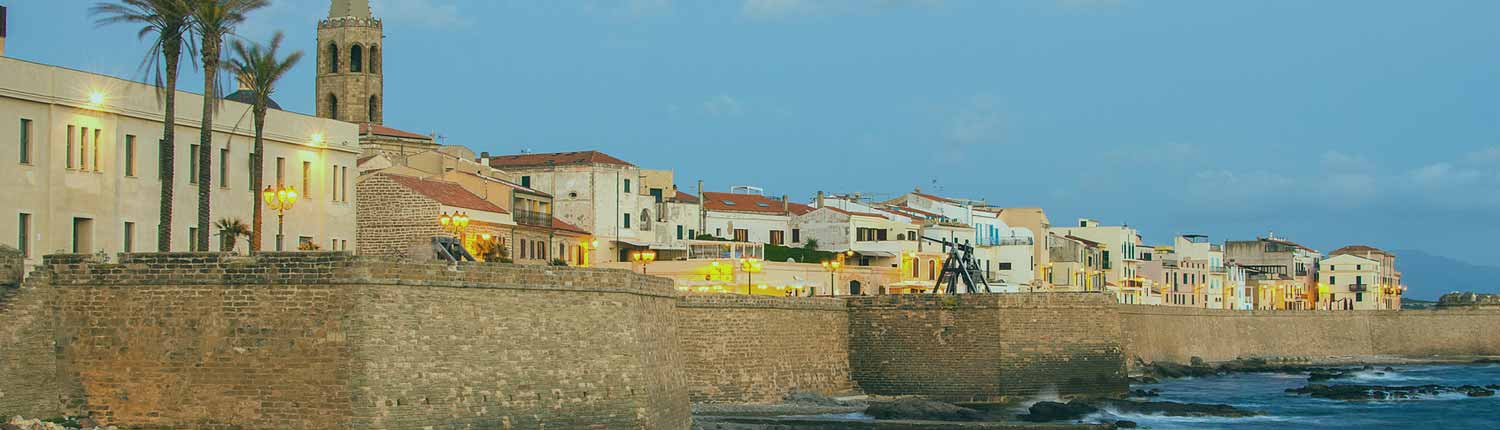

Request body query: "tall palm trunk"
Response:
[250, 106, 265, 251]
[196, 40, 219, 252]
[158, 35, 181, 252]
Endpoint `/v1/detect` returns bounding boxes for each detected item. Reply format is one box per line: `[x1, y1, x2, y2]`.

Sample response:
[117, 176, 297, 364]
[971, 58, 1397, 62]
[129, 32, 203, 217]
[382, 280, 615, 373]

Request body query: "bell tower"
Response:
[316, 0, 383, 124]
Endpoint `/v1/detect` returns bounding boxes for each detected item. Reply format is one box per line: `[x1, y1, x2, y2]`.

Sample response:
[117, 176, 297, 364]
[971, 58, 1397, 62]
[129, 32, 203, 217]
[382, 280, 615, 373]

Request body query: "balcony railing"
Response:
[1348, 284, 1369, 292]
[514, 209, 550, 227]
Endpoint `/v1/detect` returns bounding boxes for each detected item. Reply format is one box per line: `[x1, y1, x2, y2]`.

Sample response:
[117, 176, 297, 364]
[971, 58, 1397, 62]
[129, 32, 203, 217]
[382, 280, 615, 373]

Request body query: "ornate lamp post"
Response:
[438, 211, 470, 238]
[820, 259, 843, 297]
[740, 258, 763, 295]
[630, 250, 658, 274]
[261, 185, 298, 251]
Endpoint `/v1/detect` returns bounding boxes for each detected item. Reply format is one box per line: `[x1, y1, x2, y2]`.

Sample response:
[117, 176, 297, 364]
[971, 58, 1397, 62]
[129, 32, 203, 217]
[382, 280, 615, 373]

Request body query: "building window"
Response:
[623, 214, 631, 229]
[275, 157, 285, 186]
[298, 236, 313, 249]
[368, 95, 379, 123]
[72, 218, 94, 253]
[1356, 292, 1364, 302]
[327, 94, 338, 119]
[676, 225, 684, 240]
[79, 127, 89, 171]
[92, 128, 101, 171]
[220, 148, 230, 188]
[17, 213, 30, 258]
[329, 164, 337, 200]
[999, 262, 1013, 270]
[124, 135, 136, 176]
[734, 229, 749, 242]
[188, 227, 200, 251]
[770, 230, 785, 245]
[623, 179, 631, 193]
[19, 119, 32, 164]
[520, 176, 530, 188]
[928, 260, 937, 280]
[688, 229, 696, 239]
[1331, 276, 1336, 285]
[66, 125, 75, 169]
[188, 145, 200, 184]
[123, 222, 135, 253]
[302, 161, 312, 198]
[327, 43, 339, 73]
[341, 167, 349, 202]
[350, 44, 363, 73]
[792, 229, 800, 243]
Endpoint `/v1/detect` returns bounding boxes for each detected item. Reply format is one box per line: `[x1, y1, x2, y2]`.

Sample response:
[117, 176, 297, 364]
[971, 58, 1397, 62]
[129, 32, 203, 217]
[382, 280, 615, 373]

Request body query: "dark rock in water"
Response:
[1362, 365, 1375, 371]
[1128, 376, 1160, 385]
[1190, 356, 1206, 367]
[1473, 358, 1500, 364]
[1289, 383, 1491, 401]
[1129, 388, 1161, 398]
[1115, 420, 1139, 428]
[1485, 384, 1500, 390]
[1018, 400, 1099, 422]
[1308, 370, 1350, 382]
[1094, 399, 1259, 418]
[1146, 361, 1218, 378]
[865, 398, 985, 421]
[1383, 367, 1396, 372]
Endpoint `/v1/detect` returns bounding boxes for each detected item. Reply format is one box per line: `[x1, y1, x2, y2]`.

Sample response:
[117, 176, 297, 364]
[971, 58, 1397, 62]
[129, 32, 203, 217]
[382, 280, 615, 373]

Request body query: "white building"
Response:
[1, 56, 360, 267]
[1051, 218, 1144, 294]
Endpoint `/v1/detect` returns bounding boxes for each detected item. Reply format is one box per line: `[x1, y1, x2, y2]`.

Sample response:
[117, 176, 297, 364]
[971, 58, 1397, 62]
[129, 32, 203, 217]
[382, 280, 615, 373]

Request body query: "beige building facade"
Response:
[1, 56, 360, 267]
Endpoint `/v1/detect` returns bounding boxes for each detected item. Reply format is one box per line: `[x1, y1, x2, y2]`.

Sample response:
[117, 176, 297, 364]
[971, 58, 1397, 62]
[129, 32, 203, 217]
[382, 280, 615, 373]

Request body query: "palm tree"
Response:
[213, 217, 251, 253]
[91, 0, 195, 252]
[224, 32, 302, 252]
[188, 0, 266, 252]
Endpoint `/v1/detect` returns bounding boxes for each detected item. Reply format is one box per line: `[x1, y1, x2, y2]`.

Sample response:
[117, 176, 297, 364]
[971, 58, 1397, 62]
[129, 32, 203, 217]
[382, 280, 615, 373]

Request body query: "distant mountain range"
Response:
[1392, 249, 1500, 300]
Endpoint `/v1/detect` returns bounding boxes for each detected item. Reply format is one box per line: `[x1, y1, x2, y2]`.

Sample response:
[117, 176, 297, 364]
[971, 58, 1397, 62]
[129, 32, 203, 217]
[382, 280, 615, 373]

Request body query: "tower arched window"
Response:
[368, 46, 380, 74]
[327, 43, 339, 73]
[368, 95, 379, 123]
[327, 94, 339, 119]
[350, 45, 363, 73]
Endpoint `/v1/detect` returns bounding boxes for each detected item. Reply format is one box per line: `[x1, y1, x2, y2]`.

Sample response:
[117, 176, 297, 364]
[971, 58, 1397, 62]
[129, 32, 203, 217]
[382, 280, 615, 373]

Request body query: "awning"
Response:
[650, 243, 688, 251]
[855, 251, 897, 257]
[614, 239, 652, 247]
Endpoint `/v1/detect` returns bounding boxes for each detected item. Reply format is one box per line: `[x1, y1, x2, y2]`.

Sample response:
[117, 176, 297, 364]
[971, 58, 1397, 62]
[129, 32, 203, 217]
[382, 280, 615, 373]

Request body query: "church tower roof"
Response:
[328, 0, 371, 19]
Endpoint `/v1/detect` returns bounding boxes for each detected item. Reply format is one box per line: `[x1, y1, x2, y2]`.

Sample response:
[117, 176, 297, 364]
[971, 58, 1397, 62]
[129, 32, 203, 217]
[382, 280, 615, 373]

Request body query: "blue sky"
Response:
[8, 0, 1500, 264]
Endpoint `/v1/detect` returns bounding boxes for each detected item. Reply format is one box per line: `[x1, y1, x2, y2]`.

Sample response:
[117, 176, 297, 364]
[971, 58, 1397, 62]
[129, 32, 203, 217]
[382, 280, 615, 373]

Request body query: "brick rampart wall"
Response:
[675, 295, 852, 403]
[17, 252, 689, 430]
[1119, 306, 1500, 365]
[0, 247, 63, 419]
[846, 293, 1125, 403]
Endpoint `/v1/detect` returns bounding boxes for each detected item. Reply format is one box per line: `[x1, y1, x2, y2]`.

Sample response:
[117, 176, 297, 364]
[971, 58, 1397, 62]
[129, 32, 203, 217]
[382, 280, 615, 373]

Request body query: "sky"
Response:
[7, 0, 1500, 265]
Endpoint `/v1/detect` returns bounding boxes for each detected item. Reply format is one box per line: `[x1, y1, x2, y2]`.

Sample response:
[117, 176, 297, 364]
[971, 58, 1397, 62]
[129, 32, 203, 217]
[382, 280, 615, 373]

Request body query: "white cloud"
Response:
[1320, 150, 1374, 172]
[702, 95, 744, 117]
[944, 95, 1005, 146]
[1467, 146, 1500, 164]
[372, 0, 470, 28]
[1408, 163, 1484, 188]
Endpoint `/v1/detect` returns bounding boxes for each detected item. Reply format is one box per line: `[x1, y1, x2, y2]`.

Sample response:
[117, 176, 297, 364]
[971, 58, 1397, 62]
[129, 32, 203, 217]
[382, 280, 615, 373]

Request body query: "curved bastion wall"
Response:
[675, 294, 853, 403]
[5, 252, 690, 430]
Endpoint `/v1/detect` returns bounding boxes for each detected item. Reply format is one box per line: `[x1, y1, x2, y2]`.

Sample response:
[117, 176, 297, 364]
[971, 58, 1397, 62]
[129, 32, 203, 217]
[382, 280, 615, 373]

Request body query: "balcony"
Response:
[1348, 284, 1369, 292]
[514, 209, 550, 227]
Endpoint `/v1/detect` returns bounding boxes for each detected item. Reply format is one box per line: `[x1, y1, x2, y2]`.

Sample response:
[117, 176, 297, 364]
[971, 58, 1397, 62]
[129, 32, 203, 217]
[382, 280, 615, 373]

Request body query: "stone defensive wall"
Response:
[846, 293, 1127, 404]
[1, 252, 689, 430]
[1119, 305, 1500, 365]
[676, 295, 853, 403]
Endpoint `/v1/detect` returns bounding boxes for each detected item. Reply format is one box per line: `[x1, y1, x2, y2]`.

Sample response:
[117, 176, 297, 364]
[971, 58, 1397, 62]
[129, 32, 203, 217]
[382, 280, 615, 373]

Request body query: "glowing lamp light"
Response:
[88, 90, 106, 106]
[310, 133, 325, 146]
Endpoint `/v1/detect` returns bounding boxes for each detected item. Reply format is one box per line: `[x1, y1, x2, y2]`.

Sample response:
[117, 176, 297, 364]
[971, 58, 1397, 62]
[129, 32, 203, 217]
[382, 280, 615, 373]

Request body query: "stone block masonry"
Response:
[23, 252, 690, 430]
[846, 293, 1126, 404]
[676, 295, 852, 403]
[0, 246, 61, 419]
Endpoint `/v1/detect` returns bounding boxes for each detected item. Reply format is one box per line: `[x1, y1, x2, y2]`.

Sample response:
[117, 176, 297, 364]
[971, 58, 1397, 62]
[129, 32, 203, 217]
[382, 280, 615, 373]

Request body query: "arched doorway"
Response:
[849, 280, 862, 296]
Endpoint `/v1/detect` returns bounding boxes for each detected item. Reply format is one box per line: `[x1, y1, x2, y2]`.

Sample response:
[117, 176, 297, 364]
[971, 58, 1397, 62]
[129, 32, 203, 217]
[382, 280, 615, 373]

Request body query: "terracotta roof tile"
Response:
[360, 123, 432, 140]
[551, 217, 590, 235]
[702, 192, 811, 215]
[912, 192, 955, 204]
[1331, 245, 1391, 256]
[672, 192, 700, 204]
[381, 174, 509, 214]
[486, 150, 636, 168]
[824, 207, 889, 218]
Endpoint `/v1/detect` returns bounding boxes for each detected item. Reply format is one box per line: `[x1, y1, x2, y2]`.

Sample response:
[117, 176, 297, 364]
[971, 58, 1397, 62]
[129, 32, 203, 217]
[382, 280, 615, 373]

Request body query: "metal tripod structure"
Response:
[922, 236, 992, 294]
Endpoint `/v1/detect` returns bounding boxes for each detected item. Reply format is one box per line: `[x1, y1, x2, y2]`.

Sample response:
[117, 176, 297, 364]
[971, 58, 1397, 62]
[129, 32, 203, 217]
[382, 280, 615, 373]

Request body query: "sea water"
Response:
[1109, 364, 1500, 429]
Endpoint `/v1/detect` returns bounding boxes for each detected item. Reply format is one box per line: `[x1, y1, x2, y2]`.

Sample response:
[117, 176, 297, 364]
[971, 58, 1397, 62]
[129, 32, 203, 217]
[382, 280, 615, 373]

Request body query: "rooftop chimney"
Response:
[816, 191, 825, 208]
[1, 6, 8, 57]
[781, 195, 789, 213]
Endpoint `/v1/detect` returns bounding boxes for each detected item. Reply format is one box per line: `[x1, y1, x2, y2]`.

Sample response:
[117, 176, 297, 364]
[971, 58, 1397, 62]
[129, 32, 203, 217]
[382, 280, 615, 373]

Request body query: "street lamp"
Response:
[820, 259, 844, 297]
[740, 258, 763, 295]
[261, 185, 298, 251]
[630, 250, 658, 274]
[438, 211, 470, 238]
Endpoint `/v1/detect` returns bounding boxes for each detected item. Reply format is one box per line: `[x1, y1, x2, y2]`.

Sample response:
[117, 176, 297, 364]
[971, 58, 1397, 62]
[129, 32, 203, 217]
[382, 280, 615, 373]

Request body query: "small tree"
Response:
[297, 241, 322, 251]
[213, 217, 250, 253]
[803, 238, 820, 251]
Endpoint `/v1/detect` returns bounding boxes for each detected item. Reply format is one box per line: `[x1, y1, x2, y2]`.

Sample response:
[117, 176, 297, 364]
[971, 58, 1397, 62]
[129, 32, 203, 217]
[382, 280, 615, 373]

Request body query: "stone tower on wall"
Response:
[317, 0, 383, 124]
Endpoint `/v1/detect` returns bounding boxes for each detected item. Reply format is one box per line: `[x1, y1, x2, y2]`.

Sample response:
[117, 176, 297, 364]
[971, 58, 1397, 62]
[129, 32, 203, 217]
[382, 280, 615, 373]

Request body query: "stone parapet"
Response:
[676, 294, 853, 403]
